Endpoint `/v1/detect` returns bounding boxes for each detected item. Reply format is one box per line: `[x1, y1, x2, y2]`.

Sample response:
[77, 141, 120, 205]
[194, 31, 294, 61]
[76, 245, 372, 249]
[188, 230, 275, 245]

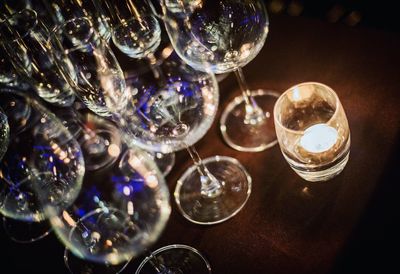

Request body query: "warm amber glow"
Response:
[127, 201, 134, 215]
[146, 174, 158, 188]
[108, 143, 121, 157]
[62, 211, 76, 227]
[161, 46, 174, 59]
[106, 239, 113, 247]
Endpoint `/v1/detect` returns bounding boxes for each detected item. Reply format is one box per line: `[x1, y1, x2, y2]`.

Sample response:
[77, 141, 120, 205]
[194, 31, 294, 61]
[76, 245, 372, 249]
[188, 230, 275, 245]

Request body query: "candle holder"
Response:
[274, 82, 350, 182]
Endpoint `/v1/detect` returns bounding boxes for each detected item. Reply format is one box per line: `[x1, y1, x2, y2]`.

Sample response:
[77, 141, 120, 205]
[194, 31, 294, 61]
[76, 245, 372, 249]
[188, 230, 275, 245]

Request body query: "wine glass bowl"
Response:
[48, 17, 128, 117]
[0, 90, 85, 242]
[163, 0, 269, 73]
[121, 53, 219, 153]
[43, 114, 171, 265]
[112, 14, 161, 59]
[44, 0, 112, 41]
[97, 0, 162, 60]
[0, 91, 84, 220]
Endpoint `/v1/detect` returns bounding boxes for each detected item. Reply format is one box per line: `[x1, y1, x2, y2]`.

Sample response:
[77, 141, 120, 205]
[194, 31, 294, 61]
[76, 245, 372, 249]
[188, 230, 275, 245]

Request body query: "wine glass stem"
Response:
[234, 67, 265, 125]
[185, 145, 222, 198]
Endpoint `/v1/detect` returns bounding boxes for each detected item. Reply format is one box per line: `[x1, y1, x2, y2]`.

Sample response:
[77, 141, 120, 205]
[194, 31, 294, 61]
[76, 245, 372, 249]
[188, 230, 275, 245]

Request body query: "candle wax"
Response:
[300, 123, 338, 153]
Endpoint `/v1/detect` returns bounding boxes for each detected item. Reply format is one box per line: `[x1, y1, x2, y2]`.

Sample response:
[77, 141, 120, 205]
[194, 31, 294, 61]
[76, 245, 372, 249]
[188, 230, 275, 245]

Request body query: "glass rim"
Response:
[135, 244, 212, 273]
[0, 9, 38, 43]
[273, 82, 341, 135]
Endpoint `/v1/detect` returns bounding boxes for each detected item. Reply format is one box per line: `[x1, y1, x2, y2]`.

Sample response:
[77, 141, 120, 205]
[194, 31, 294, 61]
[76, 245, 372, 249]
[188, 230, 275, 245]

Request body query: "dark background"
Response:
[264, 0, 400, 32]
[1, 0, 400, 273]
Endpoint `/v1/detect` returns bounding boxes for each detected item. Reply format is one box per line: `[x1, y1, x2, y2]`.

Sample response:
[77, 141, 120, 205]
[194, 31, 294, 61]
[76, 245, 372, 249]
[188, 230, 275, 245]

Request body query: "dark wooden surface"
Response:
[2, 14, 400, 273]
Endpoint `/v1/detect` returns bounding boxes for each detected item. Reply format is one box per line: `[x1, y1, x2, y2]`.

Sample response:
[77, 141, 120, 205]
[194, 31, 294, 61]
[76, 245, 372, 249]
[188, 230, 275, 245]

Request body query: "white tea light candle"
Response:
[274, 82, 350, 181]
[300, 123, 338, 153]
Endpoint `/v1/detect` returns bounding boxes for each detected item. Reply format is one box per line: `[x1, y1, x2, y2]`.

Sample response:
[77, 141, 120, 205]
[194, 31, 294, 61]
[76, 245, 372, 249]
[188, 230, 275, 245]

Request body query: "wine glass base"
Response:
[220, 89, 280, 152]
[2, 216, 51, 243]
[175, 156, 251, 225]
[135, 244, 211, 274]
[64, 248, 130, 274]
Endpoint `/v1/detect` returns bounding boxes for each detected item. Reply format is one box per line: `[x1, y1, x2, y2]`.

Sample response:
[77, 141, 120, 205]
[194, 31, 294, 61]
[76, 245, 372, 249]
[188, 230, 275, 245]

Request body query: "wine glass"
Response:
[98, 0, 179, 176]
[124, 70, 176, 177]
[97, 0, 173, 64]
[98, 0, 175, 91]
[0, 106, 9, 161]
[0, 89, 85, 243]
[162, 0, 280, 152]
[47, 16, 128, 117]
[274, 82, 351, 181]
[120, 53, 251, 226]
[0, 9, 77, 107]
[38, 113, 170, 271]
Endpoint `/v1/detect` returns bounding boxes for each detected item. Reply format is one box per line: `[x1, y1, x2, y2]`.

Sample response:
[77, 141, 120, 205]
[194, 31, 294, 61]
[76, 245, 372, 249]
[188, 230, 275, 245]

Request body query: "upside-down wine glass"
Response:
[47, 16, 128, 117]
[46, 16, 132, 173]
[0, 88, 85, 243]
[120, 53, 251, 227]
[37, 113, 171, 274]
[162, 0, 280, 152]
[97, 0, 173, 67]
[0, 9, 77, 107]
[124, 71, 176, 176]
[49, 15, 175, 175]
[98, 0, 179, 175]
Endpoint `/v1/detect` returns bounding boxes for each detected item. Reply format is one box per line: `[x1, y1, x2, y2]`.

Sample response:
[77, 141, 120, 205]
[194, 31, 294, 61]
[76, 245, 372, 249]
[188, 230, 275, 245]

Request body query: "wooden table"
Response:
[2, 13, 400, 273]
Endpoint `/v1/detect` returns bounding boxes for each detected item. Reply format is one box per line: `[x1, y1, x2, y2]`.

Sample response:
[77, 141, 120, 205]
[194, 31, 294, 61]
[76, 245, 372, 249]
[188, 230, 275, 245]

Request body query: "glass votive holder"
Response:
[273, 82, 350, 182]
